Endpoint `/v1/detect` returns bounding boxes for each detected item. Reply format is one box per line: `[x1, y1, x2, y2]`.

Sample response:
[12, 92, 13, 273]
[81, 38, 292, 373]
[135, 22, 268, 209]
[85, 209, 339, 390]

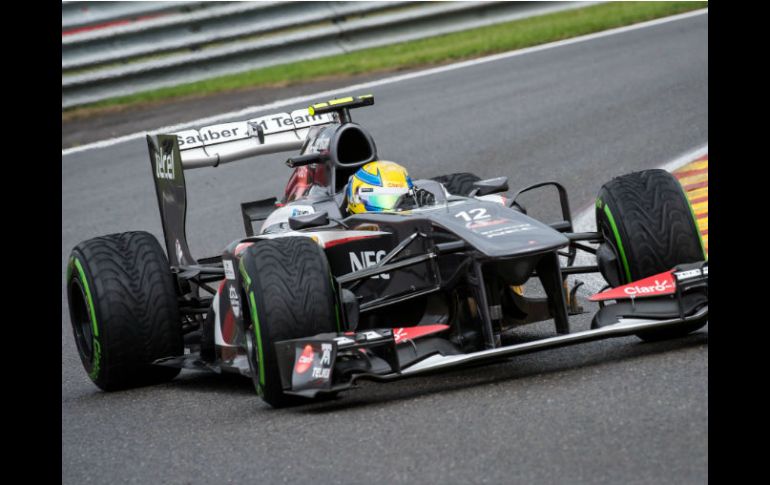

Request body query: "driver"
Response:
[346, 161, 416, 214]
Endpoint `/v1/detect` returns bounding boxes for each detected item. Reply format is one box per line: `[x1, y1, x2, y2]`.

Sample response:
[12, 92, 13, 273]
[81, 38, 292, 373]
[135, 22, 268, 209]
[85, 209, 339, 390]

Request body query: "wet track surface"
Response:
[62, 13, 708, 484]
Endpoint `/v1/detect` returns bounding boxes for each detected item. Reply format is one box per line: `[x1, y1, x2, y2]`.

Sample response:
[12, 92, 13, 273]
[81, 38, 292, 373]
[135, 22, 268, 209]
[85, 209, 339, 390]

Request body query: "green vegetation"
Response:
[64, 1, 707, 118]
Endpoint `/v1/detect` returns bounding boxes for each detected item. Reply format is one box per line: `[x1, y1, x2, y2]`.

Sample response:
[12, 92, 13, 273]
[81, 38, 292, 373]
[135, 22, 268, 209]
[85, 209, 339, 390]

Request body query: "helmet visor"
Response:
[360, 187, 409, 211]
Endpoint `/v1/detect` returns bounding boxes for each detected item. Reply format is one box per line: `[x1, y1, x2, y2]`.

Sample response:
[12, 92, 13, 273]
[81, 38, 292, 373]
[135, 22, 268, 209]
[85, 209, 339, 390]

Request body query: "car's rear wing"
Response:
[145, 95, 373, 267]
[145, 108, 336, 266]
[168, 109, 336, 169]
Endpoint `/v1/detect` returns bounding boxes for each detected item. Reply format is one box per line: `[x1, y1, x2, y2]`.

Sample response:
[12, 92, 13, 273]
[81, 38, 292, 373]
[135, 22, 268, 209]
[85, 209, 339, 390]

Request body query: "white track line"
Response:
[62, 8, 708, 157]
[571, 143, 708, 296]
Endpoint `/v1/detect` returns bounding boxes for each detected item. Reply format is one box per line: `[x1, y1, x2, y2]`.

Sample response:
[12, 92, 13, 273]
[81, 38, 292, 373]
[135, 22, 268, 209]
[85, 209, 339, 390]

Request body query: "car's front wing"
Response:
[274, 304, 708, 398]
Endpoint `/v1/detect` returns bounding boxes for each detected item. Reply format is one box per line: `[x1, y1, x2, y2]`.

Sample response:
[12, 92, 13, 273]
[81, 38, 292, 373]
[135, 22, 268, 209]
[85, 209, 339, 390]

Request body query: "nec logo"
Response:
[155, 150, 175, 180]
[349, 250, 389, 279]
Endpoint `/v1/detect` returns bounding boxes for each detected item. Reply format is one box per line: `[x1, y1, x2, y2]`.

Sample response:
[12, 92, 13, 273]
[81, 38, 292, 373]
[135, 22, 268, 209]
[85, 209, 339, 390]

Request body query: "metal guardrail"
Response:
[62, 1, 208, 31]
[61, 1, 591, 109]
[62, 2, 408, 70]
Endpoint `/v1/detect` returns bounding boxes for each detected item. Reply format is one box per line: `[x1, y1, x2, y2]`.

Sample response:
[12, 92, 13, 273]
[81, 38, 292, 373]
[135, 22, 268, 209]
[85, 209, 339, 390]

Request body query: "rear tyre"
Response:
[66, 231, 182, 391]
[239, 237, 339, 408]
[431, 172, 481, 196]
[595, 169, 707, 342]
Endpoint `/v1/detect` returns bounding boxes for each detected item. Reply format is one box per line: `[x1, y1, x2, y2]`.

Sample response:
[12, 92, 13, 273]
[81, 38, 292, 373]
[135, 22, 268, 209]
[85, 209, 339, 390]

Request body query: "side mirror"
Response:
[470, 176, 509, 197]
[288, 211, 329, 230]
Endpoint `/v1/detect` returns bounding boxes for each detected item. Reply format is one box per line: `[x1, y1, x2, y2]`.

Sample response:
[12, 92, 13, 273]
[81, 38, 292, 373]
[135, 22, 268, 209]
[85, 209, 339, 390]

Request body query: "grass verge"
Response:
[63, 1, 707, 120]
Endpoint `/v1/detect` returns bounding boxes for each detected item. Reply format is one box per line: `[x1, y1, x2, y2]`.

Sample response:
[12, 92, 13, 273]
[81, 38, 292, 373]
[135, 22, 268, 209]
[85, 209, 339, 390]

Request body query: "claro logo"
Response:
[295, 344, 315, 374]
[350, 250, 389, 279]
[623, 280, 673, 296]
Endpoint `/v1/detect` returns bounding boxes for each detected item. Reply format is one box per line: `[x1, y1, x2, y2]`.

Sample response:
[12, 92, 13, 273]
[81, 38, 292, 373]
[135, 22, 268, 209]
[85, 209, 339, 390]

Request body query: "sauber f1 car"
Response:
[66, 95, 708, 407]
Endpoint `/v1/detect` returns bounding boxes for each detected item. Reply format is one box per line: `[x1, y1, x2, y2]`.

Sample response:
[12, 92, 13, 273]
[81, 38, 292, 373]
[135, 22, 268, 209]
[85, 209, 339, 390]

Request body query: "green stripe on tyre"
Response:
[73, 258, 99, 338]
[603, 204, 632, 283]
[239, 259, 251, 287]
[72, 257, 102, 379]
[249, 291, 266, 390]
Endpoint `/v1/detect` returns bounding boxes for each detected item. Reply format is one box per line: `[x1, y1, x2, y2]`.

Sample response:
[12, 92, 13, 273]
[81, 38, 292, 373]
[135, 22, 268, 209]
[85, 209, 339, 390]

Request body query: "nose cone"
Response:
[428, 200, 569, 258]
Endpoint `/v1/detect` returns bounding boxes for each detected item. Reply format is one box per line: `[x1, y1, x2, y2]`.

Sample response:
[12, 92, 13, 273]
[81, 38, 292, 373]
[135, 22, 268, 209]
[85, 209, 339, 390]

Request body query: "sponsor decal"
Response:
[361, 331, 383, 340]
[454, 209, 533, 238]
[295, 344, 315, 374]
[590, 270, 676, 301]
[290, 207, 312, 217]
[176, 125, 242, 149]
[323, 233, 385, 248]
[173, 111, 332, 150]
[155, 144, 175, 180]
[467, 218, 508, 230]
[350, 250, 389, 279]
[393, 324, 450, 344]
[674, 268, 702, 280]
[312, 366, 331, 379]
[480, 223, 533, 238]
[311, 343, 333, 379]
[320, 343, 332, 365]
[221, 308, 236, 345]
[260, 205, 314, 233]
[213, 292, 235, 348]
[334, 336, 355, 346]
[228, 285, 241, 319]
[623, 280, 673, 296]
[247, 110, 332, 136]
[223, 260, 235, 280]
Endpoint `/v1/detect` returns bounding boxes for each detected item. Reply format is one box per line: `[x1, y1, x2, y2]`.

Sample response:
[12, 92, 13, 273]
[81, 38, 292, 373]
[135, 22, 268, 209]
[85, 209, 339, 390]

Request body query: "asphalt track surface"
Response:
[62, 13, 708, 484]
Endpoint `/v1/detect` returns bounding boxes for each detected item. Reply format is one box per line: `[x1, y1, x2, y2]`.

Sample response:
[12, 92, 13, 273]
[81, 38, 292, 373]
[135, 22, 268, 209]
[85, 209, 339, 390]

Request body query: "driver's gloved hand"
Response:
[414, 188, 435, 206]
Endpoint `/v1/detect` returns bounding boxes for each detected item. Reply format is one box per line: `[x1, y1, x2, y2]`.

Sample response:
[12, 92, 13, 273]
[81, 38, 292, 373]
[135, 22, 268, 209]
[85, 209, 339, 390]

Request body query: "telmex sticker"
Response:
[674, 268, 702, 280]
[223, 260, 235, 280]
[174, 109, 333, 149]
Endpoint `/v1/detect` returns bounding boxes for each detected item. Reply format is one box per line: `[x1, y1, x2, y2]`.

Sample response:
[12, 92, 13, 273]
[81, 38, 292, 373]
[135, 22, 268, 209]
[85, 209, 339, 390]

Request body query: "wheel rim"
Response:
[69, 279, 94, 360]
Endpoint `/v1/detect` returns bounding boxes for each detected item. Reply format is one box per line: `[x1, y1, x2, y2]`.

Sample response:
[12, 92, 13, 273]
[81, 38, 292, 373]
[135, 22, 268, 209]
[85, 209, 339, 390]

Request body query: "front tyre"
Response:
[239, 237, 339, 408]
[595, 169, 707, 342]
[66, 231, 183, 390]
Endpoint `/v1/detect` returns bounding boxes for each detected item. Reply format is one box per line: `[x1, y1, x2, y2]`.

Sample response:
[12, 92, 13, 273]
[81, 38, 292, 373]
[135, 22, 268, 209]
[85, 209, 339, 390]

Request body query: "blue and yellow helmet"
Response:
[347, 161, 414, 214]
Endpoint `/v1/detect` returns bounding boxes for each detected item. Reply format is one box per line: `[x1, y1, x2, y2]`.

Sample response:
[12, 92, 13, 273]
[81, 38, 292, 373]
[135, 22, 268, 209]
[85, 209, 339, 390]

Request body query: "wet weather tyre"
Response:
[431, 172, 481, 196]
[240, 237, 339, 408]
[595, 169, 707, 342]
[66, 231, 183, 391]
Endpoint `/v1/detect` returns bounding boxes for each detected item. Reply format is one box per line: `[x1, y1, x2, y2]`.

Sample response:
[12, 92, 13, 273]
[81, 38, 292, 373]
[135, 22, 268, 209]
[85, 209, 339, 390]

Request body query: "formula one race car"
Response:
[66, 94, 708, 407]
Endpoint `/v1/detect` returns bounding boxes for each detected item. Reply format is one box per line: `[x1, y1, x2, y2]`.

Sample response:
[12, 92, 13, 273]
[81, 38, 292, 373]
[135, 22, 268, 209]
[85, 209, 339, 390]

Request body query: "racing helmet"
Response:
[347, 161, 414, 214]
